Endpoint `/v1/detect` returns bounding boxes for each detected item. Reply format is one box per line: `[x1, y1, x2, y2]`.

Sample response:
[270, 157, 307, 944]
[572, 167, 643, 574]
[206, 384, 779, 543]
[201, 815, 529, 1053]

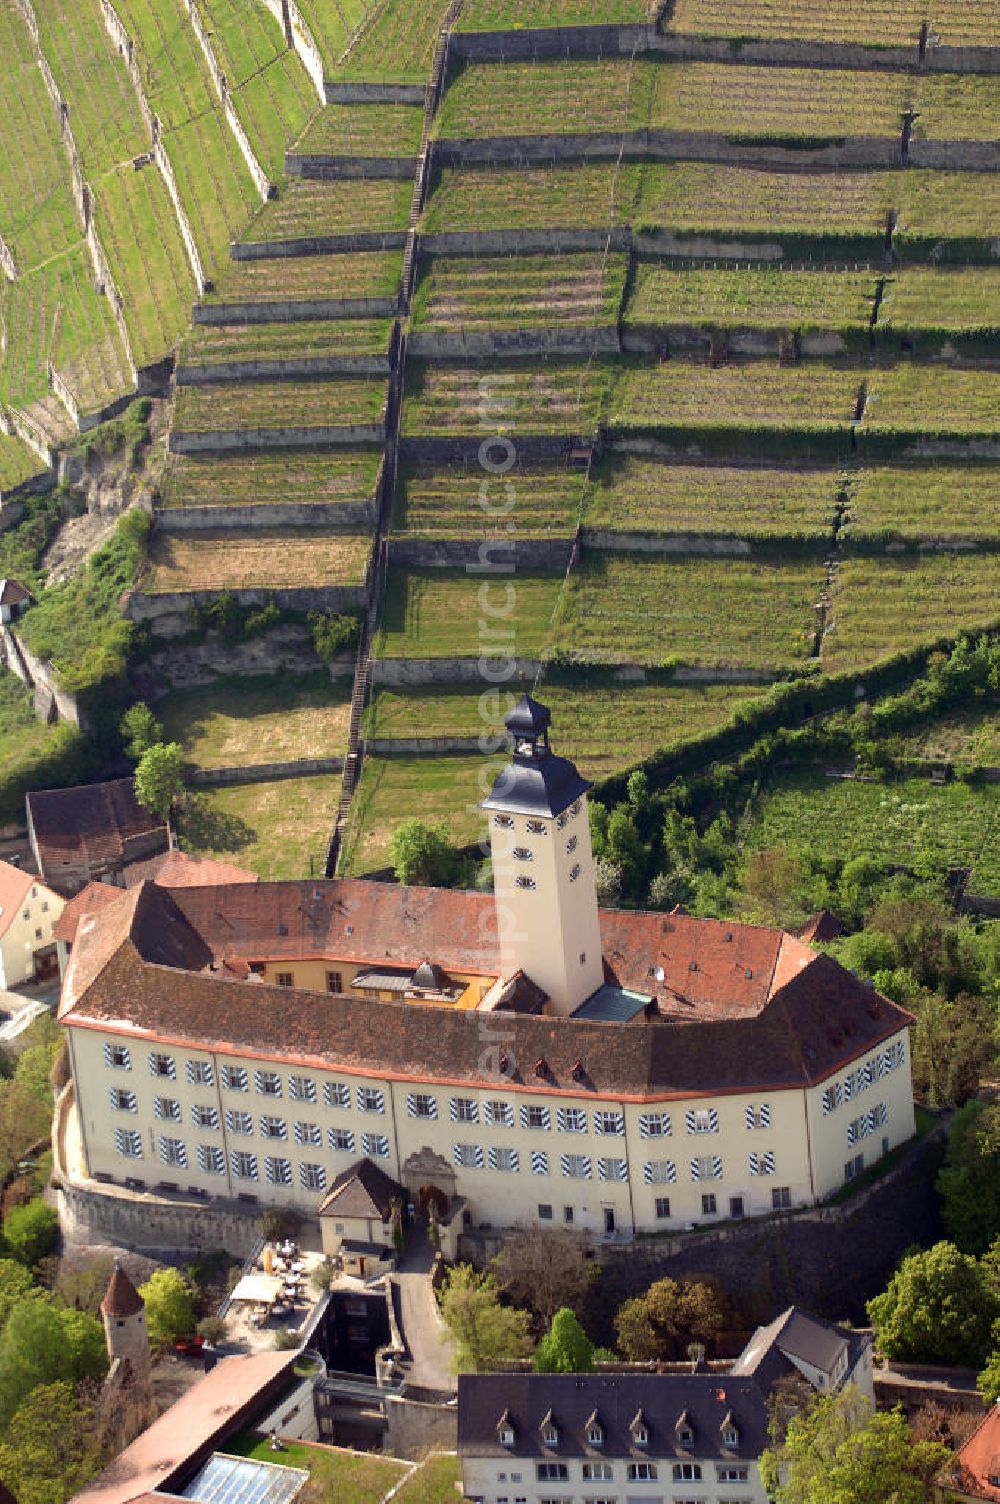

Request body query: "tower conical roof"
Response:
[482, 696, 589, 818]
[100, 1259, 144, 1318]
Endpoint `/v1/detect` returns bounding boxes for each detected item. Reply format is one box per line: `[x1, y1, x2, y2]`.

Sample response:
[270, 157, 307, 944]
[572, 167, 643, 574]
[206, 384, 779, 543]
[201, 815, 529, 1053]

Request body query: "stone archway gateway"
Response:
[400, 1147, 456, 1207]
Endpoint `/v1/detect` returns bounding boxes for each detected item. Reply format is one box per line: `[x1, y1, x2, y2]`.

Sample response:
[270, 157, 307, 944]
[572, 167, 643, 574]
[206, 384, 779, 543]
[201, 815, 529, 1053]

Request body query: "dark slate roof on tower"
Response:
[101, 1260, 144, 1319]
[481, 695, 590, 818]
[505, 694, 551, 739]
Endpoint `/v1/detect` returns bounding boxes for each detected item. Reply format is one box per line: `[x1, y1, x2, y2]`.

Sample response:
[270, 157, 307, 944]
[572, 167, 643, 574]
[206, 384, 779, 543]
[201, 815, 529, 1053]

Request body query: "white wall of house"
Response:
[461, 1451, 770, 1504]
[0, 880, 63, 989]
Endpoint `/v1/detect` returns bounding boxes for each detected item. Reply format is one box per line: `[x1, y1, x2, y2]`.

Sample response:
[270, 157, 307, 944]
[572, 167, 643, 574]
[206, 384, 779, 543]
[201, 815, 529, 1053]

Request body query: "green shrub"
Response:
[2, 1199, 58, 1268]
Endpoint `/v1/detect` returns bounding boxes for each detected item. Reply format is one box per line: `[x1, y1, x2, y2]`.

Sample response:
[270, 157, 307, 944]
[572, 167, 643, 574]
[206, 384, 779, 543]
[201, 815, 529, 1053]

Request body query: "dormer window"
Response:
[675, 1410, 694, 1449]
[540, 1410, 558, 1447]
[497, 1411, 514, 1448]
[586, 1417, 604, 1447]
[721, 1413, 739, 1449]
[630, 1411, 648, 1447]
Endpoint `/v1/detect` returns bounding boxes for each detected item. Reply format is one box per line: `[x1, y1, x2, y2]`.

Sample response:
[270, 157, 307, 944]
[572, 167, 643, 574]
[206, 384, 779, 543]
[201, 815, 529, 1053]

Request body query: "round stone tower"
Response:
[100, 1259, 150, 1379]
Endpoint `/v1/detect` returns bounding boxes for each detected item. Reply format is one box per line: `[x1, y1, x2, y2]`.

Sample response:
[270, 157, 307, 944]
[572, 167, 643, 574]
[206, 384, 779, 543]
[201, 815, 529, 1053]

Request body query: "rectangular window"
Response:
[526, 820, 547, 835]
[407, 1093, 438, 1120]
[672, 1463, 702, 1482]
[557, 1107, 587, 1134]
[772, 1185, 791, 1210]
[231, 1151, 259, 1181]
[745, 1102, 771, 1130]
[822, 1082, 842, 1115]
[226, 1110, 253, 1136]
[255, 1070, 282, 1097]
[639, 1111, 670, 1138]
[294, 1121, 321, 1146]
[191, 1105, 219, 1130]
[626, 1464, 657, 1481]
[454, 1143, 484, 1169]
[692, 1154, 722, 1180]
[324, 1081, 350, 1109]
[595, 1110, 624, 1136]
[329, 1127, 356, 1153]
[644, 1159, 677, 1185]
[289, 1075, 316, 1103]
[686, 1107, 718, 1134]
[275, 973, 293, 988]
[358, 1087, 385, 1114]
[300, 1162, 327, 1192]
[749, 1150, 776, 1176]
[326, 971, 343, 994]
[221, 1065, 248, 1092]
[159, 1136, 187, 1168]
[538, 1203, 553, 1220]
[521, 1104, 551, 1131]
[451, 1098, 479, 1124]
[153, 1097, 181, 1122]
[598, 1156, 627, 1182]
[536, 1465, 568, 1482]
[148, 1052, 176, 1079]
[717, 1465, 750, 1482]
[582, 1464, 613, 1481]
[265, 1156, 292, 1186]
[515, 875, 536, 890]
[197, 1144, 225, 1175]
[561, 1153, 592, 1179]
[362, 1133, 389, 1159]
[114, 1128, 143, 1158]
[187, 1060, 214, 1086]
[844, 1153, 864, 1181]
[490, 1146, 519, 1173]
[109, 1088, 137, 1112]
[485, 1100, 513, 1127]
[701, 1192, 718, 1215]
[260, 1115, 287, 1141]
[655, 1196, 671, 1219]
[104, 1043, 131, 1071]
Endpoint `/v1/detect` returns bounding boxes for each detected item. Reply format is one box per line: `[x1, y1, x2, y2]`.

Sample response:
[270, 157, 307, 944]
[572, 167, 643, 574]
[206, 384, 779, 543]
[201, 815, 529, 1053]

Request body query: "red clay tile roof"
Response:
[61, 882, 913, 1101]
[123, 849, 259, 890]
[100, 1260, 144, 1318]
[69, 1351, 297, 1504]
[0, 860, 36, 940]
[0, 578, 31, 607]
[27, 779, 165, 876]
[52, 881, 121, 945]
[320, 1158, 402, 1220]
[949, 1406, 1000, 1502]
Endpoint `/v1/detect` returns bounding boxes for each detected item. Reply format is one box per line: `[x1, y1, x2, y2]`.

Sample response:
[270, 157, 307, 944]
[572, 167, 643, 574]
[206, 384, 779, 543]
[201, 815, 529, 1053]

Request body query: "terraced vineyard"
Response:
[665, 0, 994, 46]
[159, 448, 381, 508]
[142, 527, 372, 591]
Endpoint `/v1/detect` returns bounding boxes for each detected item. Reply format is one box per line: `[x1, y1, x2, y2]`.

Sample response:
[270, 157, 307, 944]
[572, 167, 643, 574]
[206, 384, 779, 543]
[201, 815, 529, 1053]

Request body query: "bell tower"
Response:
[483, 696, 604, 1017]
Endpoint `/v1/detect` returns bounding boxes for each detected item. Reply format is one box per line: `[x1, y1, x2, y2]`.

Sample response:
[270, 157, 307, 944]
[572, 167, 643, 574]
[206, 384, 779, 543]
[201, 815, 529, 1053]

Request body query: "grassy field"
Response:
[436, 59, 653, 137]
[635, 162, 894, 240]
[179, 771, 343, 880]
[179, 318, 392, 365]
[393, 462, 584, 536]
[877, 268, 1000, 337]
[206, 250, 403, 306]
[0, 674, 83, 827]
[744, 768, 1000, 895]
[895, 707, 1000, 767]
[666, 0, 993, 46]
[366, 680, 767, 779]
[294, 103, 424, 157]
[0, 1, 80, 273]
[402, 360, 611, 436]
[422, 164, 642, 233]
[340, 754, 488, 872]
[159, 672, 352, 768]
[583, 457, 840, 540]
[894, 171, 1000, 256]
[222, 1432, 408, 1504]
[193, 0, 317, 180]
[609, 360, 862, 434]
[390, 1455, 463, 1504]
[159, 448, 381, 507]
[845, 465, 1000, 543]
[411, 252, 628, 331]
[376, 568, 563, 657]
[823, 554, 1000, 674]
[0, 435, 45, 496]
[143, 528, 371, 591]
[650, 63, 909, 139]
[242, 177, 411, 241]
[863, 364, 1000, 436]
[33, 0, 147, 173]
[626, 265, 878, 335]
[458, 0, 655, 24]
[912, 73, 1000, 143]
[292, 0, 373, 71]
[549, 551, 824, 670]
[333, 0, 455, 83]
[172, 377, 387, 431]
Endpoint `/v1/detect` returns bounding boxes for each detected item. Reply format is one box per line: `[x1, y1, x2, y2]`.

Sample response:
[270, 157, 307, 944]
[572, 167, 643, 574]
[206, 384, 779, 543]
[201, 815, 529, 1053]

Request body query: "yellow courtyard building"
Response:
[56, 698, 915, 1243]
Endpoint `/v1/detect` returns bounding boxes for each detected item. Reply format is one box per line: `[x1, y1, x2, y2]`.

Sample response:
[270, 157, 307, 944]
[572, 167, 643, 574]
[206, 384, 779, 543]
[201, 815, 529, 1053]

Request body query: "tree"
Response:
[739, 848, 809, 929]
[760, 1387, 949, 1504]
[138, 1268, 196, 1347]
[910, 994, 998, 1110]
[0, 1300, 105, 1425]
[120, 702, 163, 761]
[54, 1254, 115, 1316]
[937, 1101, 1000, 1253]
[13, 1044, 56, 1105]
[533, 1308, 594, 1373]
[0, 1079, 53, 1181]
[866, 1241, 999, 1368]
[0, 1259, 41, 1334]
[134, 741, 185, 822]
[0, 1380, 103, 1504]
[2, 1198, 58, 1267]
[438, 1264, 532, 1373]
[492, 1227, 597, 1324]
[977, 1327, 1000, 1405]
[615, 1276, 727, 1361]
[390, 818, 457, 887]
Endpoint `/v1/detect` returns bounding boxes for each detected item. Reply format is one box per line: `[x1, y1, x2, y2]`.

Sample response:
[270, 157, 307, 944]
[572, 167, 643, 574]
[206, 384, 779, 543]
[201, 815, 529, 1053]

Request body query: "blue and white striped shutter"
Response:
[878, 1102, 887, 1126]
[685, 1110, 696, 1133]
[596, 1111, 624, 1136]
[709, 1108, 719, 1131]
[745, 1104, 755, 1130]
[711, 1154, 721, 1177]
[599, 1158, 627, 1182]
[639, 1112, 671, 1138]
[557, 1108, 570, 1131]
[759, 1103, 771, 1128]
[406, 1093, 417, 1117]
[531, 1150, 549, 1175]
[449, 1099, 462, 1122]
[561, 1154, 592, 1178]
[643, 1160, 677, 1184]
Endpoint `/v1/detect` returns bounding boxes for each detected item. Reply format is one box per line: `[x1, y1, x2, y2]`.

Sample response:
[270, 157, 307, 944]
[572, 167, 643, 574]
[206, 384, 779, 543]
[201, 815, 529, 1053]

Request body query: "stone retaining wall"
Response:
[407, 325, 620, 358]
[371, 655, 543, 687]
[420, 227, 630, 256]
[909, 139, 1000, 171]
[623, 324, 850, 358]
[1, 625, 84, 726]
[387, 536, 575, 567]
[156, 499, 376, 530]
[177, 354, 389, 384]
[125, 582, 367, 623]
[194, 296, 396, 321]
[582, 528, 755, 555]
[634, 229, 786, 260]
[168, 422, 385, 453]
[59, 1179, 264, 1257]
[190, 755, 345, 785]
[231, 231, 406, 258]
[398, 433, 592, 463]
[449, 21, 655, 58]
[366, 735, 483, 755]
[324, 83, 425, 104]
[434, 129, 900, 170]
[177, 0, 271, 199]
[0, 236, 18, 281]
[286, 153, 418, 179]
[136, 625, 353, 687]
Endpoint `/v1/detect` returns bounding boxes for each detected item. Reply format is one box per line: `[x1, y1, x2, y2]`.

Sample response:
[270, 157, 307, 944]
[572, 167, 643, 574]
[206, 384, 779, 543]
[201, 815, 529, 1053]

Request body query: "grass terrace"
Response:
[912, 73, 1000, 143]
[0, 1, 79, 273]
[32, 0, 147, 173]
[863, 364, 1000, 437]
[0, 434, 45, 496]
[877, 268, 1000, 345]
[583, 457, 840, 541]
[172, 378, 387, 432]
[292, 0, 373, 72]
[393, 462, 584, 536]
[894, 171, 1000, 260]
[895, 706, 1000, 768]
[376, 567, 563, 657]
[411, 252, 628, 331]
[294, 104, 424, 158]
[390, 1455, 464, 1504]
[845, 465, 1000, 544]
[340, 754, 488, 873]
[823, 553, 1000, 674]
[665, 0, 994, 46]
[435, 59, 655, 138]
[159, 448, 380, 507]
[609, 360, 862, 443]
[744, 769, 1000, 896]
[91, 167, 194, 366]
[222, 1435, 408, 1503]
[402, 360, 611, 436]
[458, 0, 655, 23]
[365, 681, 767, 779]
[649, 63, 909, 141]
[160, 672, 352, 768]
[179, 771, 343, 880]
[548, 550, 825, 670]
[194, 0, 317, 180]
[422, 165, 642, 233]
[204, 251, 403, 306]
[333, 0, 455, 83]
[180, 318, 392, 365]
[241, 177, 410, 241]
[626, 265, 877, 337]
[142, 528, 371, 592]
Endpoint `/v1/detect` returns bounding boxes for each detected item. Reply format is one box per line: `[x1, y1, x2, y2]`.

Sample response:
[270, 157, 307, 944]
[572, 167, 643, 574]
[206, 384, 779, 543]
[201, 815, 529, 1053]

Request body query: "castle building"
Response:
[56, 699, 915, 1242]
[100, 1259, 150, 1379]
